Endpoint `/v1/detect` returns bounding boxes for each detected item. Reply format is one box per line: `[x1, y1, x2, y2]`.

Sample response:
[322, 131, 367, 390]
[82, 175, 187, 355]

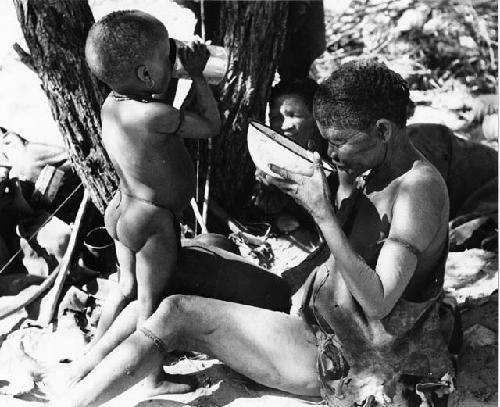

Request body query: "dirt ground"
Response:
[0, 235, 497, 407]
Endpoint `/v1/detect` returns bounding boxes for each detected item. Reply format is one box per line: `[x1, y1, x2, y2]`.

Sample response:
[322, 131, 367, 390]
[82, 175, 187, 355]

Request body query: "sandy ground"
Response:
[0, 1, 497, 406]
[0, 237, 496, 407]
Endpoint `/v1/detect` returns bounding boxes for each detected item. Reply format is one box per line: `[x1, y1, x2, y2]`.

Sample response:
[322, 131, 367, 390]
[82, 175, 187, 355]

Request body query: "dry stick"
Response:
[202, 138, 212, 228]
[199, 0, 211, 228]
[0, 186, 84, 320]
[0, 266, 61, 320]
[37, 189, 91, 326]
[190, 197, 208, 234]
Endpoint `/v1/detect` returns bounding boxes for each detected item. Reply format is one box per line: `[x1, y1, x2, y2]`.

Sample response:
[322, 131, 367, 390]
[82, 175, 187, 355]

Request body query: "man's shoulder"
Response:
[397, 160, 449, 210]
[404, 159, 447, 190]
[390, 159, 449, 252]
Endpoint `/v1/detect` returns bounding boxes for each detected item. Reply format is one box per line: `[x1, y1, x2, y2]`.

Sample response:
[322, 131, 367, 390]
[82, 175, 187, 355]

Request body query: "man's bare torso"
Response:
[101, 95, 195, 215]
[325, 157, 449, 313]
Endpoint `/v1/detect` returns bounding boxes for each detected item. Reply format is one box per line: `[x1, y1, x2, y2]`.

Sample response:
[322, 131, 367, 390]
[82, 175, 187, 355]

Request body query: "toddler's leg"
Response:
[135, 211, 177, 328]
[88, 241, 136, 349]
[133, 211, 193, 395]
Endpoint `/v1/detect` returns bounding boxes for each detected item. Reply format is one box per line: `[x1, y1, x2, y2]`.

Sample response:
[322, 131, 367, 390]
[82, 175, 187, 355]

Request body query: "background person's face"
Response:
[269, 94, 315, 148]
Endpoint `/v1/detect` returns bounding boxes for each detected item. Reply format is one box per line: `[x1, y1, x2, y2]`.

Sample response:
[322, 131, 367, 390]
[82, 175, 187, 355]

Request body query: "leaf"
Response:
[449, 216, 490, 246]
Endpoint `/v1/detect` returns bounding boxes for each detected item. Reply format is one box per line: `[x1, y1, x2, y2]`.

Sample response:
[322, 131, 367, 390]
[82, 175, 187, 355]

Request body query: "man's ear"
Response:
[375, 119, 393, 143]
[136, 65, 152, 84]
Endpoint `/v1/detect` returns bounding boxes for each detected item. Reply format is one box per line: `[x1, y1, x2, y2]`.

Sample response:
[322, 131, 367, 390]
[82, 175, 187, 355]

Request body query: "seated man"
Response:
[49, 60, 456, 407]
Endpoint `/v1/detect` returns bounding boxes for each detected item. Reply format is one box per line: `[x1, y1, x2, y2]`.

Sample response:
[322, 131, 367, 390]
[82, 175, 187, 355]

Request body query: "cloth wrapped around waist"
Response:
[299, 255, 455, 406]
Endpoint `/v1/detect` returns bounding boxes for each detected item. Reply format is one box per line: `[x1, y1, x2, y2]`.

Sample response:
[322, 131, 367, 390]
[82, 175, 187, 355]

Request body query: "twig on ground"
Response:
[37, 189, 91, 326]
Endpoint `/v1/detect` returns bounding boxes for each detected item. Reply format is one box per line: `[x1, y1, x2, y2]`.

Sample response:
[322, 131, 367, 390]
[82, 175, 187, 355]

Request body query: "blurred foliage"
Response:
[318, 0, 498, 94]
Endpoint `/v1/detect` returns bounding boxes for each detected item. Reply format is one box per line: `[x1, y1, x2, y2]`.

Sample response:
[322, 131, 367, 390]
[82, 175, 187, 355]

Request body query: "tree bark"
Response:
[186, 1, 289, 217]
[13, 0, 117, 214]
[214, 1, 288, 216]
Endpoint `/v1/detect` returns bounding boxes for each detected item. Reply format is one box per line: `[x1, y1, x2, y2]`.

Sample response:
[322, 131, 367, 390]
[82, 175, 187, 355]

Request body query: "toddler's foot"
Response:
[39, 362, 85, 398]
[142, 370, 198, 397]
[13, 336, 83, 398]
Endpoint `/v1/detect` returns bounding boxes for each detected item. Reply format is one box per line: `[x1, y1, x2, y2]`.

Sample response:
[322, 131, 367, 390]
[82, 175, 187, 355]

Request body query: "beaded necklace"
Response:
[110, 91, 155, 103]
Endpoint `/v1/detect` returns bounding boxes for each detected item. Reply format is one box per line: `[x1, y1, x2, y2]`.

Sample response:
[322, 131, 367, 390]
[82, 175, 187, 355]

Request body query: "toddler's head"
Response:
[86, 10, 172, 95]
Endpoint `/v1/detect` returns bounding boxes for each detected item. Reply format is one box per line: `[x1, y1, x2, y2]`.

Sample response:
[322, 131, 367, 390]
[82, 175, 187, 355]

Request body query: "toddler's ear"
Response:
[137, 65, 153, 85]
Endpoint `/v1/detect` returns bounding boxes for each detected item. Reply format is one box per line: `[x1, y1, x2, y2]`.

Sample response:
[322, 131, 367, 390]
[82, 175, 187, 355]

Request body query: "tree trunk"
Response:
[189, 1, 289, 217]
[177, 1, 289, 218]
[13, 0, 117, 214]
[14, 0, 288, 219]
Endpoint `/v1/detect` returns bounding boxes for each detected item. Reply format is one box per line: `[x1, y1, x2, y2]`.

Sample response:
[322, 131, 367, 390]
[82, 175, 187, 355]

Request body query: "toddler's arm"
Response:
[149, 42, 220, 139]
[177, 41, 221, 139]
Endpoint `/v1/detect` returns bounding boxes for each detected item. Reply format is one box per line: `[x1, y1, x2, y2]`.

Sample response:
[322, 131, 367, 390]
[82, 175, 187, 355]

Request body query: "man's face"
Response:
[269, 94, 315, 148]
[318, 123, 382, 177]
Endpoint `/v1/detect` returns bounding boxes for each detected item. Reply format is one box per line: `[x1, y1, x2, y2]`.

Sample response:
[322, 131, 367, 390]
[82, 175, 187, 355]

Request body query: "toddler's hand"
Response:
[179, 41, 209, 77]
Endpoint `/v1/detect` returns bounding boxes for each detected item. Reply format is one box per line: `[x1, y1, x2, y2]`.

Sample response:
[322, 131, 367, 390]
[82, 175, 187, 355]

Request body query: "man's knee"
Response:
[156, 294, 192, 319]
[147, 295, 196, 348]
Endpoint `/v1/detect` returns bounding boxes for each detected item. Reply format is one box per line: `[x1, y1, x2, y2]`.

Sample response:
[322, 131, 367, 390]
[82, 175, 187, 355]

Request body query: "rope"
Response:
[0, 182, 83, 274]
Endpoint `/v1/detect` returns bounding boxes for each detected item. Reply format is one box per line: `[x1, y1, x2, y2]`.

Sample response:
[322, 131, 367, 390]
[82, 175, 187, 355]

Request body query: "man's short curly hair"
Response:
[313, 60, 411, 130]
[85, 10, 168, 86]
[270, 78, 319, 113]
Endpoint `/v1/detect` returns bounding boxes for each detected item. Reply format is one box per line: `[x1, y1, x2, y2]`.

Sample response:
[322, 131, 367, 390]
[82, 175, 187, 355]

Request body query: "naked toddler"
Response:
[82, 9, 220, 393]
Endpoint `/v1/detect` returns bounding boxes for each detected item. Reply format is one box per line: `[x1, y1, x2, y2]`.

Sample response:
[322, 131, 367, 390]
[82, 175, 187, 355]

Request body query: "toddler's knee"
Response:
[118, 271, 137, 300]
[119, 278, 136, 300]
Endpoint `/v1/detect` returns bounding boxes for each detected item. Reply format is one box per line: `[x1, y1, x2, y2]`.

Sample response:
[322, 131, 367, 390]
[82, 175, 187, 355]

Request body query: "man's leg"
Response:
[51, 295, 321, 407]
[44, 240, 292, 398]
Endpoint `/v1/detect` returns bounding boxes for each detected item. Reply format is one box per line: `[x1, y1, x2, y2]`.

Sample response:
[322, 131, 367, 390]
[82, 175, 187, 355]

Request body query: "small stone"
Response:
[463, 323, 497, 348]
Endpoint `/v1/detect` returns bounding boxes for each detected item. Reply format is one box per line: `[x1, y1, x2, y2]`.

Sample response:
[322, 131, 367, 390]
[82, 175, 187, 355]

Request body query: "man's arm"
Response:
[268, 155, 448, 320]
[314, 171, 448, 319]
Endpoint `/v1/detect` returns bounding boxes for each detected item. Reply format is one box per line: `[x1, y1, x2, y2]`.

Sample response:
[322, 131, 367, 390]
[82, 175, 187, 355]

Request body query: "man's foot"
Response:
[141, 370, 198, 397]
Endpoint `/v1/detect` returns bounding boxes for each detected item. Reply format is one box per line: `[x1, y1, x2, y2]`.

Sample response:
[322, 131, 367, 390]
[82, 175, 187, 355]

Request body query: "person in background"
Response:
[252, 78, 327, 234]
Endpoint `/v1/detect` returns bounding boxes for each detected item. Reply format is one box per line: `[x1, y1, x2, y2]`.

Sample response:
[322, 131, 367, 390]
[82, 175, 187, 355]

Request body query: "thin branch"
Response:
[13, 42, 36, 72]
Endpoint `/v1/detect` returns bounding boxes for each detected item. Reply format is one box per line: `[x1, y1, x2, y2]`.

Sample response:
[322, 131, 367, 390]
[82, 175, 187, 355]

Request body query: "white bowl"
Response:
[247, 121, 335, 178]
